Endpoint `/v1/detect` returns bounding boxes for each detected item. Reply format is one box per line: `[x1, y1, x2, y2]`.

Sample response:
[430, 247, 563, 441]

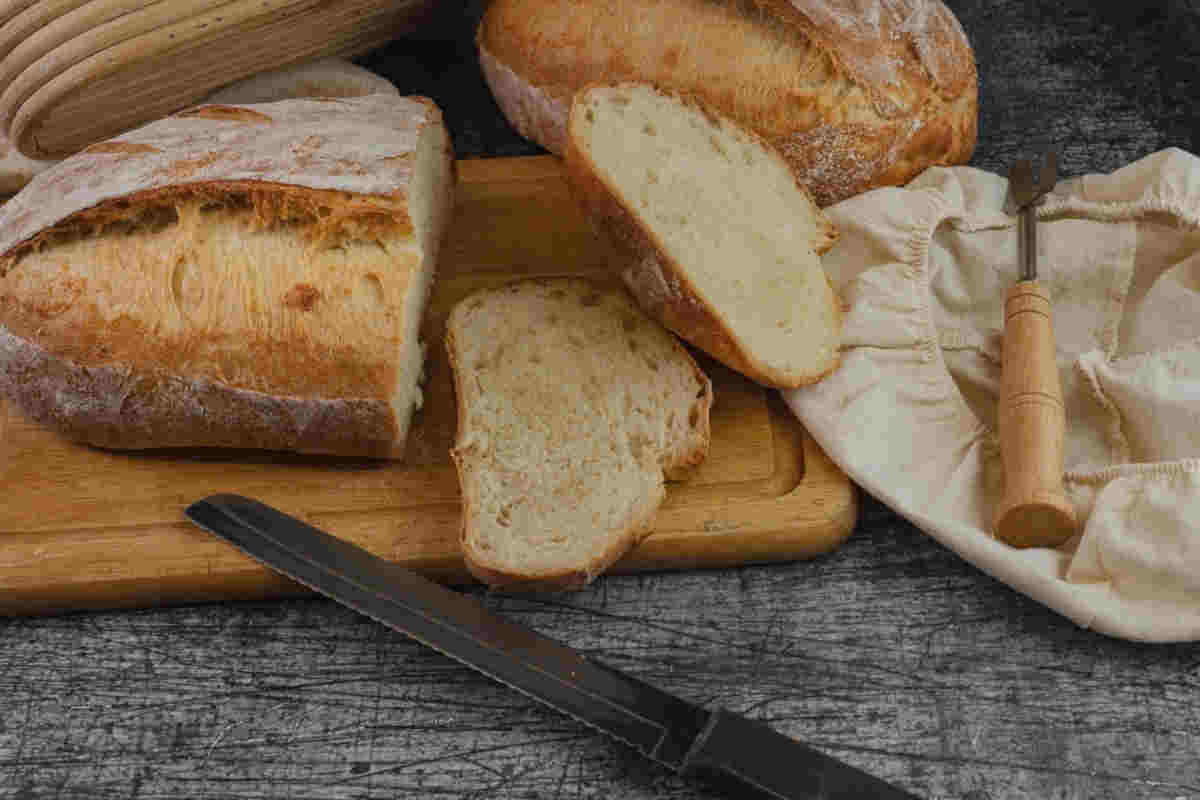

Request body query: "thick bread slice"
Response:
[477, 0, 977, 206]
[0, 93, 455, 457]
[565, 83, 841, 389]
[446, 278, 712, 589]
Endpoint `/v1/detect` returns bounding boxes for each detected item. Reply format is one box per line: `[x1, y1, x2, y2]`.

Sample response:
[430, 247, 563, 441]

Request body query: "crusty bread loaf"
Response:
[0, 0, 441, 160]
[0, 93, 455, 457]
[446, 278, 712, 589]
[0, 129, 51, 195]
[565, 83, 841, 389]
[477, 0, 977, 206]
[0, 57, 399, 197]
[201, 57, 399, 105]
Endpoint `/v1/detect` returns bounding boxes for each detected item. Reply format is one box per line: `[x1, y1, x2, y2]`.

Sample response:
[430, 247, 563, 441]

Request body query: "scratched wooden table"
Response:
[3, 2, 1200, 799]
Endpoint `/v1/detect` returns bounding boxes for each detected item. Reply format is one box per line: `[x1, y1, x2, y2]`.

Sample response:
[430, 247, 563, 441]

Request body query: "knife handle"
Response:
[682, 710, 921, 800]
[993, 280, 1076, 548]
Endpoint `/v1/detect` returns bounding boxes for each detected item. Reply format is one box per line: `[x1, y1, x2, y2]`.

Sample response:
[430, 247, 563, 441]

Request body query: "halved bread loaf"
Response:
[477, 0, 978, 207]
[0, 94, 454, 457]
[565, 83, 841, 389]
[446, 278, 712, 589]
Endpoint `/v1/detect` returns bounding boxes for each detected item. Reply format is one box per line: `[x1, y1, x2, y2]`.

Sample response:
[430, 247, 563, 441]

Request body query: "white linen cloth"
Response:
[785, 148, 1200, 642]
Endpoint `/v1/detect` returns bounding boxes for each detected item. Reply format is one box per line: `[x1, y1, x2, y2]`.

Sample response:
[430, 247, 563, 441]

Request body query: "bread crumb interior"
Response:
[573, 85, 839, 381]
[0, 122, 452, 445]
[451, 280, 708, 579]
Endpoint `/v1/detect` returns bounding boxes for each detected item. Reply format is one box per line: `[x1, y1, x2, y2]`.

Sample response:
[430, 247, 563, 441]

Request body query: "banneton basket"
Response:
[0, 0, 439, 160]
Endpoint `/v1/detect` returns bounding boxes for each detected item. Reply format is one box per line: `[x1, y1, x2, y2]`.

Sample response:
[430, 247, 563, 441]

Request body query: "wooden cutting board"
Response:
[0, 155, 857, 616]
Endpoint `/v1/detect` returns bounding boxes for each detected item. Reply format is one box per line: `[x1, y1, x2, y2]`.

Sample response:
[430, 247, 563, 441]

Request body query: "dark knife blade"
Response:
[185, 493, 920, 800]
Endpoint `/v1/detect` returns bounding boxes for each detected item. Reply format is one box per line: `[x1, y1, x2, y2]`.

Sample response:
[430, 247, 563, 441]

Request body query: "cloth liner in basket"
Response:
[785, 148, 1200, 642]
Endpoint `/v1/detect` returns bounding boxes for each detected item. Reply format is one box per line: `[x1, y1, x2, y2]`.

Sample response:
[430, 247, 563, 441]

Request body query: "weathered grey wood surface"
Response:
[4, 2, 1200, 798]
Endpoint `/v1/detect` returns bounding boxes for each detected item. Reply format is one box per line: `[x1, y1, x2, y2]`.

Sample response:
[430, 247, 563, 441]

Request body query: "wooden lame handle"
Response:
[993, 280, 1077, 547]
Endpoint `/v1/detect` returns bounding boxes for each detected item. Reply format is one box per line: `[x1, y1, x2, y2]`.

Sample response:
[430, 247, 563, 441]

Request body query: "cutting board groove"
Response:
[0, 155, 856, 615]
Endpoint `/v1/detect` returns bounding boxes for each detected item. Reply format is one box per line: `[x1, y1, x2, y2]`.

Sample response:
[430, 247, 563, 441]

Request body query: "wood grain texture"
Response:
[0, 154, 855, 616]
[2, 504, 1199, 800]
[3, 2, 1200, 799]
[993, 281, 1076, 547]
[4, 0, 437, 158]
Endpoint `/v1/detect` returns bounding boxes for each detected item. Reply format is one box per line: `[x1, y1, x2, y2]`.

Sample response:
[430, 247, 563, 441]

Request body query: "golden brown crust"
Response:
[478, 0, 977, 206]
[563, 85, 841, 389]
[0, 94, 453, 458]
[0, 267, 398, 404]
[0, 59, 408, 197]
[0, 94, 440, 260]
[445, 277, 712, 589]
[201, 58, 401, 106]
[664, 364, 712, 479]
[454, 454, 663, 591]
[459, 515, 659, 592]
[476, 42, 570, 155]
[0, 323, 399, 456]
[1, 180, 414, 273]
[749, 0, 976, 106]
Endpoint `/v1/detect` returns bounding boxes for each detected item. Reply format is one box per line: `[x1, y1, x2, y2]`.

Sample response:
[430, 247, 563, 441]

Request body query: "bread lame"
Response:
[186, 493, 922, 800]
[992, 151, 1077, 547]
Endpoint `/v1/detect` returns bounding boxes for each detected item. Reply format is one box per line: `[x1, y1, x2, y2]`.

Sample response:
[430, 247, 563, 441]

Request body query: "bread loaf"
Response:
[446, 278, 712, 589]
[201, 57, 399, 105]
[0, 130, 52, 195]
[565, 83, 841, 389]
[0, 57, 397, 198]
[0, 0, 441, 160]
[477, 0, 977, 206]
[0, 93, 455, 457]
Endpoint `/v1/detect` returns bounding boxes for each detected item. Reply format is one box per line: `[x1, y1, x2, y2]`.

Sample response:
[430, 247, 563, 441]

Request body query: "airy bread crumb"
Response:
[477, 0, 978, 206]
[565, 83, 842, 389]
[0, 95, 454, 457]
[446, 278, 712, 589]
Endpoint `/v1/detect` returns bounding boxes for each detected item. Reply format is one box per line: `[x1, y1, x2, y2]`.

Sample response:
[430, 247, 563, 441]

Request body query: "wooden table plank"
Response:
[2, 2, 1200, 799]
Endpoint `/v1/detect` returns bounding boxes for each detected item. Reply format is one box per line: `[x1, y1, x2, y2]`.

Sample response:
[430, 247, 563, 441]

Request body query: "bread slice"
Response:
[564, 83, 841, 389]
[0, 93, 454, 457]
[477, 0, 978, 206]
[446, 278, 712, 589]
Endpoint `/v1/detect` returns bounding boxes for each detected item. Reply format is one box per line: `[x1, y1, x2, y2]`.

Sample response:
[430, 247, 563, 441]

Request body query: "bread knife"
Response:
[185, 493, 921, 800]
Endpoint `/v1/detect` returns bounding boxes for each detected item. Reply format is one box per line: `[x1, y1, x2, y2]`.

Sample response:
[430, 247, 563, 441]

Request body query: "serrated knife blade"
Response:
[185, 493, 921, 800]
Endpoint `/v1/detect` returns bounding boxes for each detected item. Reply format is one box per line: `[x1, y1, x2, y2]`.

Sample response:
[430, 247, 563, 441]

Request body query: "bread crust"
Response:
[563, 84, 842, 389]
[0, 94, 455, 457]
[0, 324, 399, 456]
[445, 277, 712, 589]
[477, 0, 977, 206]
[201, 57, 400, 105]
[0, 58, 401, 198]
[0, 94, 444, 260]
[477, 43, 569, 156]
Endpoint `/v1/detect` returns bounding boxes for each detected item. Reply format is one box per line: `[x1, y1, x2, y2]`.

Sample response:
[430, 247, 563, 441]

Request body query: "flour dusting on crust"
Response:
[789, 0, 967, 91]
[478, 43, 569, 153]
